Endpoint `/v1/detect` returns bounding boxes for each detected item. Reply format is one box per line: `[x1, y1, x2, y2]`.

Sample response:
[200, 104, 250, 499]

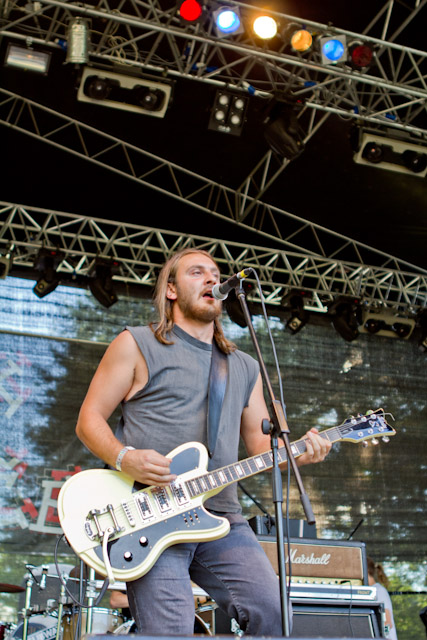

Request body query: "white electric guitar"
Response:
[58, 409, 395, 583]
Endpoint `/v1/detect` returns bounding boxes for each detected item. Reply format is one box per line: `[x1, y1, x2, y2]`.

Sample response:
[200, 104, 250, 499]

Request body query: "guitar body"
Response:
[58, 442, 229, 582]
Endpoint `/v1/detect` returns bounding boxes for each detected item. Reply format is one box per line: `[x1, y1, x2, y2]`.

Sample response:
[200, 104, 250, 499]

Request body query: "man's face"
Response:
[167, 253, 222, 323]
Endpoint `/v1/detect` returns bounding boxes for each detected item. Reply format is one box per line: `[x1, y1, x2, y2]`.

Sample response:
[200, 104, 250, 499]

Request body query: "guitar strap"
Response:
[206, 340, 228, 458]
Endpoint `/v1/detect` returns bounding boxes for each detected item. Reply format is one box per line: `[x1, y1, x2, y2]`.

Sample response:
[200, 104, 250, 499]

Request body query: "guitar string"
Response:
[105, 415, 386, 527]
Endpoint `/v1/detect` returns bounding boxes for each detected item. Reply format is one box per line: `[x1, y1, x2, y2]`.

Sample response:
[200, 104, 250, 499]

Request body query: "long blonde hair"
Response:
[367, 556, 390, 589]
[150, 248, 236, 354]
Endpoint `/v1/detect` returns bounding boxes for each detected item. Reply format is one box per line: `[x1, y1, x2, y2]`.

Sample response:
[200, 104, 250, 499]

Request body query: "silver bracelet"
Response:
[115, 445, 135, 471]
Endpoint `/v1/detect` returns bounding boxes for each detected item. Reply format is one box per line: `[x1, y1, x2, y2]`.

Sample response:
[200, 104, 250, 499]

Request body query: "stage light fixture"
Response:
[290, 29, 312, 52]
[329, 297, 361, 342]
[320, 35, 347, 64]
[283, 23, 313, 52]
[208, 90, 248, 136]
[282, 290, 309, 334]
[4, 43, 51, 74]
[65, 18, 89, 64]
[353, 130, 427, 177]
[359, 310, 415, 340]
[89, 260, 119, 308]
[78, 67, 172, 118]
[179, 0, 203, 22]
[253, 15, 278, 39]
[349, 41, 374, 70]
[33, 249, 64, 298]
[264, 103, 305, 160]
[213, 6, 243, 37]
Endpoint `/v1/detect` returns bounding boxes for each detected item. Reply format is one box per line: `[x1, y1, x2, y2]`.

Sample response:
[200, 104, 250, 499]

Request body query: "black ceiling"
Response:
[1, 0, 426, 272]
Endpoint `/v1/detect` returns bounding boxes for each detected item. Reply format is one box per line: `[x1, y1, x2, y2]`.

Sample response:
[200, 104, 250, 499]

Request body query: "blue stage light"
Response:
[213, 6, 243, 37]
[320, 35, 347, 64]
[216, 9, 240, 33]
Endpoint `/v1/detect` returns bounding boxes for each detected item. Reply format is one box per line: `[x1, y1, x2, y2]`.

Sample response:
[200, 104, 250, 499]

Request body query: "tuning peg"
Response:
[366, 409, 373, 415]
[371, 438, 379, 445]
[382, 436, 390, 443]
[362, 440, 369, 448]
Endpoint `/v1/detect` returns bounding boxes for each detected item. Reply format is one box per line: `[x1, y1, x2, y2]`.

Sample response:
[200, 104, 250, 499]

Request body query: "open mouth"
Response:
[203, 291, 214, 299]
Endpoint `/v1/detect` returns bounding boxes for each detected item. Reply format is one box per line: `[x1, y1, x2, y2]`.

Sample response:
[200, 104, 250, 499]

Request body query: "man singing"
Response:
[76, 248, 331, 636]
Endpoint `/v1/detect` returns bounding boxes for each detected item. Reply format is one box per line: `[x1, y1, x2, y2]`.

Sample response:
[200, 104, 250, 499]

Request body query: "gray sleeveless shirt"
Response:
[119, 324, 259, 513]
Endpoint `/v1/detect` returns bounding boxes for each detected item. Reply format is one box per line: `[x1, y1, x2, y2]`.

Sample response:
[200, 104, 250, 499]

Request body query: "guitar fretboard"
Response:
[184, 426, 343, 499]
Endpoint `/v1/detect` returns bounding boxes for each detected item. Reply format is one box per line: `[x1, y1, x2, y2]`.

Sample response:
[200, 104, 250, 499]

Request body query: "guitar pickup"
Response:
[135, 493, 155, 521]
[152, 487, 173, 514]
[171, 481, 189, 507]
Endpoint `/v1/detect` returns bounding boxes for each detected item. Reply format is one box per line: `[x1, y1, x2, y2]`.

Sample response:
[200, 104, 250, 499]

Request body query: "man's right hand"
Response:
[120, 448, 177, 486]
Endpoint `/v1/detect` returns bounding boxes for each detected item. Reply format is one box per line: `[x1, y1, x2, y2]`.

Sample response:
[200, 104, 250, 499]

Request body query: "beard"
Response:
[175, 285, 222, 323]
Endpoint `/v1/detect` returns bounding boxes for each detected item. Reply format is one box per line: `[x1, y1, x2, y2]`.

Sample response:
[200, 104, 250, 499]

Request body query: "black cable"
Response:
[54, 534, 109, 608]
[339, 580, 355, 638]
[245, 268, 293, 607]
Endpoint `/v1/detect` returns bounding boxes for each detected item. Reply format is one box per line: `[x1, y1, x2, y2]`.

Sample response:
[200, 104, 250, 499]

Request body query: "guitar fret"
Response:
[186, 479, 197, 497]
[247, 458, 258, 474]
[208, 473, 217, 488]
[227, 466, 239, 481]
[202, 474, 213, 490]
[235, 463, 244, 477]
[218, 470, 227, 484]
[277, 449, 287, 463]
[254, 455, 267, 470]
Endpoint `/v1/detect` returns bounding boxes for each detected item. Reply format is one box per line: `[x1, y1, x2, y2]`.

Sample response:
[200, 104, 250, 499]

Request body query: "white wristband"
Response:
[115, 445, 135, 471]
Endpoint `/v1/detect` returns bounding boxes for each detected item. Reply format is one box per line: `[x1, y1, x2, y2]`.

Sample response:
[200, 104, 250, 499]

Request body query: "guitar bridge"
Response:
[85, 503, 124, 541]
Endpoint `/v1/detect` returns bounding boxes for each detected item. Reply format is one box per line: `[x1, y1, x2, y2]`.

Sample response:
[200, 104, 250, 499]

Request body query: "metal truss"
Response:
[0, 0, 426, 139]
[1, 202, 426, 315]
[1, 86, 425, 275]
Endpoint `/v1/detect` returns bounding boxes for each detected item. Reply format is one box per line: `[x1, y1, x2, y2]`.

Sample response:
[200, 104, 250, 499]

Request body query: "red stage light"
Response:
[350, 44, 373, 69]
[179, 0, 203, 22]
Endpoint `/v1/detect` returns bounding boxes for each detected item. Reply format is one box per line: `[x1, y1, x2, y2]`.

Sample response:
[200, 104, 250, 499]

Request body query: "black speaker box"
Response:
[290, 600, 384, 638]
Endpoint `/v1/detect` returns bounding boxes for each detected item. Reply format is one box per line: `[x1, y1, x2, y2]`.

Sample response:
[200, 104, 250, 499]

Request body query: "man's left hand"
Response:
[296, 428, 332, 466]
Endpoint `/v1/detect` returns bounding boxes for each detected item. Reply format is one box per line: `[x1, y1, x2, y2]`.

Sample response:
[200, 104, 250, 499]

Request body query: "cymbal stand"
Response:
[55, 581, 67, 640]
[21, 566, 35, 640]
[84, 568, 97, 637]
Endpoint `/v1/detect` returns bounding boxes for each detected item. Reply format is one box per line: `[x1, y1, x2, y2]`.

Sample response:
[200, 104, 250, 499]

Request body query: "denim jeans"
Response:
[126, 512, 287, 636]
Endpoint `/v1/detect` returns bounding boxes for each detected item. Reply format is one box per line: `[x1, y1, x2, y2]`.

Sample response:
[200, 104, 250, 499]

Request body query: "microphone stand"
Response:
[234, 283, 316, 637]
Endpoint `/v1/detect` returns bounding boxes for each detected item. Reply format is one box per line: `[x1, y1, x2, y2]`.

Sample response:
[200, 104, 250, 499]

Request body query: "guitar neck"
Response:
[184, 426, 342, 499]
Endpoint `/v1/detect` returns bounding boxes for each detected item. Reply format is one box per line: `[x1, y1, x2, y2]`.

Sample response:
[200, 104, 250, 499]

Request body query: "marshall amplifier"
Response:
[257, 536, 368, 585]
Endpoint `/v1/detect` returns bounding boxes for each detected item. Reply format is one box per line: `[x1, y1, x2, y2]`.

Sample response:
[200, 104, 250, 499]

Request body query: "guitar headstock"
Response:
[339, 409, 396, 445]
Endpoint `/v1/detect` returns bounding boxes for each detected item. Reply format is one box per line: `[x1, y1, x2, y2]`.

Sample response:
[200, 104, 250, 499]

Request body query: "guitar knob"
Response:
[362, 440, 369, 448]
[123, 551, 133, 562]
[382, 436, 390, 443]
[371, 438, 379, 445]
[139, 536, 148, 547]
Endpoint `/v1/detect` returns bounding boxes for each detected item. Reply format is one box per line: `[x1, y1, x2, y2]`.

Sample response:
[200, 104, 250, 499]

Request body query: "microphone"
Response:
[211, 268, 251, 301]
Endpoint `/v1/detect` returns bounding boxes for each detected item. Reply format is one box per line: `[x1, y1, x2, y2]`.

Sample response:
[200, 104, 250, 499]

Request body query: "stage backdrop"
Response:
[0, 276, 426, 638]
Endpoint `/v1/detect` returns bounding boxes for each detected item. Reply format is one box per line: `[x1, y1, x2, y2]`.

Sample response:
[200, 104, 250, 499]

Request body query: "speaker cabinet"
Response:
[291, 601, 384, 638]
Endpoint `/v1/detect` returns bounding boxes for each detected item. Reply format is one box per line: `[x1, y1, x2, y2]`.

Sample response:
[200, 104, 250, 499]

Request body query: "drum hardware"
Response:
[194, 603, 217, 635]
[62, 608, 124, 640]
[0, 622, 14, 640]
[0, 585, 25, 594]
[21, 566, 36, 640]
[83, 566, 97, 637]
